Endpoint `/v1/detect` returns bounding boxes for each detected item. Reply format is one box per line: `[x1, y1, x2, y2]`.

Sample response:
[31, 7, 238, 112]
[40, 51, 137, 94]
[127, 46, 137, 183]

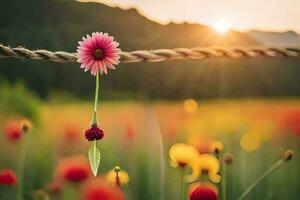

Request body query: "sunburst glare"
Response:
[213, 19, 231, 35]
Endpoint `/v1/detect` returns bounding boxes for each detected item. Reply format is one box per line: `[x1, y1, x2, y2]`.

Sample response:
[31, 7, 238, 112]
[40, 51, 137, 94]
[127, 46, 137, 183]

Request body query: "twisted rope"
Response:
[1, 44, 300, 63]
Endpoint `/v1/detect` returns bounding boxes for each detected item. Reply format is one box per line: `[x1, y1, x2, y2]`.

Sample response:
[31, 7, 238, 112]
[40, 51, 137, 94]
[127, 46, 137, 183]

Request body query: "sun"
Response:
[213, 19, 231, 34]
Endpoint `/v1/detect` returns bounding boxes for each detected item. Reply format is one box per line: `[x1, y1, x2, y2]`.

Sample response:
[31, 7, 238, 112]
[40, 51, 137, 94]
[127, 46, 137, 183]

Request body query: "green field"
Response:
[0, 99, 299, 200]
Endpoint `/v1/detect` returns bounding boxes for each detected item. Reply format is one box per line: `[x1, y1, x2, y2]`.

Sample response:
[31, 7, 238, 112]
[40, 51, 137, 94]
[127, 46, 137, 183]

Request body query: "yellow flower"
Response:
[187, 154, 221, 183]
[210, 141, 223, 154]
[183, 99, 198, 113]
[169, 143, 199, 168]
[106, 166, 129, 187]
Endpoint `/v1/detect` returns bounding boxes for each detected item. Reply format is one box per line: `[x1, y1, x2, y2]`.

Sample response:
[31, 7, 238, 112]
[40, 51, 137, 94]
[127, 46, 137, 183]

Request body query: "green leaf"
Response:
[88, 141, 101, 176]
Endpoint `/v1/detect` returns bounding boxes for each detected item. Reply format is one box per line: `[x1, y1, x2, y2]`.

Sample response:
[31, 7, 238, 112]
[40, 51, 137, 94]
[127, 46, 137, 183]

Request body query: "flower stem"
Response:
[121, 184, 133, 200]
[237, 160, 285, 200]
[92, 73, 100, 126]
[222, 164, 227, 200]
[17, 136, 27, 200]
[180, 168, 186, 200]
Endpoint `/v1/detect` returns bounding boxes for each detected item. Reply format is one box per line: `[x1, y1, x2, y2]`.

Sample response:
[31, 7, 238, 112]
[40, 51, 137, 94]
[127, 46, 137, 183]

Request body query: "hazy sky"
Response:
[83, 0, 300, 33]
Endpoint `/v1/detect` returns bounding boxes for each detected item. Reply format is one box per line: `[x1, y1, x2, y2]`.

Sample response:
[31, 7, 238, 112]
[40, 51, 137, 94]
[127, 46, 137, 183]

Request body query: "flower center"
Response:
[94, 49, 104, 60]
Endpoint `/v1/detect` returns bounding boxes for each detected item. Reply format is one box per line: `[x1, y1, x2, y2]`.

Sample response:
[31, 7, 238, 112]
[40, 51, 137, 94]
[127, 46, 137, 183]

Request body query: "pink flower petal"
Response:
[76, 32, 121, 76]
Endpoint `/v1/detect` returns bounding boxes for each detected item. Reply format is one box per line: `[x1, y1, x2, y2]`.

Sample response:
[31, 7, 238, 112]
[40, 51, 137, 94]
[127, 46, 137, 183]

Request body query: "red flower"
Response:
[82, 179, 125, 200]
[188, 136, 212, 154]
[0, 169, 17, 186]
[55, 156, 91, 183]
[124, 125, 134, 141]
[189, 185, 218, 200]
[63, 125, 80, 141]
[4, 121, 22, 141]
[284, 109, 300, 136]
[85, 127, 104, 141]
[47, 181, 62, 194]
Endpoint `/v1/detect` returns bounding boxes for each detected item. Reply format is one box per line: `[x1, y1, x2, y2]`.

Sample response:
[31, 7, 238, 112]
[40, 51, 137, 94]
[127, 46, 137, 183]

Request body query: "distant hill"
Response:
[247, 30, 300, 47]
[0, 0, 259, 50]
[0, 0, 300, 99]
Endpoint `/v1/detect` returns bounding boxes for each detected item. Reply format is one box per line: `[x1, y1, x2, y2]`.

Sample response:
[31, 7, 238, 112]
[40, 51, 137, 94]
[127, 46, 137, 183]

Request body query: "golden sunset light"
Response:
[79, 0, 300, 33]
[1, 1, 300, 200]
[213, 19, 231, 34]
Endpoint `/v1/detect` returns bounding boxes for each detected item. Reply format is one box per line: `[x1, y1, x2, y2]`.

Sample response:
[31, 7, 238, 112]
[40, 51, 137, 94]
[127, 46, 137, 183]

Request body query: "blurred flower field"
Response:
[0, 98, 299, 200]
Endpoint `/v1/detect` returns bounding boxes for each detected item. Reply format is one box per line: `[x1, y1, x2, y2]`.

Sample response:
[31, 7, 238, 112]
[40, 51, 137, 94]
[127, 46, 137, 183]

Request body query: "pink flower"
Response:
[77, 32, 121, 76]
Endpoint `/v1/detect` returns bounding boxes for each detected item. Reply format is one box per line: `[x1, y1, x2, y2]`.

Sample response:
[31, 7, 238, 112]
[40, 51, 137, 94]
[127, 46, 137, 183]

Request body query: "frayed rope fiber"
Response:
[1, 44, 300, 63]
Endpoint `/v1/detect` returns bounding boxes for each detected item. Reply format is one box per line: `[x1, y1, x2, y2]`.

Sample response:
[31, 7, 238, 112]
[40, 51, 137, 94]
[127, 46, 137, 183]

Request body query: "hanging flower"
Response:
[189, 184, 218, 200]
[187, 154, 221, 183]
[82, 178, 125, 200]
[55, 156, 91, 183]
[0, 169, 17, 186]
[85, 126, 104, 141]
[77, 32, 121, 176]
[169, 143, 200, 168]
[77, 32, 121, 76]
[106, 166, 129, 187]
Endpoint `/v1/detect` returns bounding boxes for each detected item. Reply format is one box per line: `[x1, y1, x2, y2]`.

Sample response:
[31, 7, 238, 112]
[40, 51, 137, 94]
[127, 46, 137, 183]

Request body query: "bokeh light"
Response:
[240, 131, 262, 152]
[183, 99, 198, 113]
